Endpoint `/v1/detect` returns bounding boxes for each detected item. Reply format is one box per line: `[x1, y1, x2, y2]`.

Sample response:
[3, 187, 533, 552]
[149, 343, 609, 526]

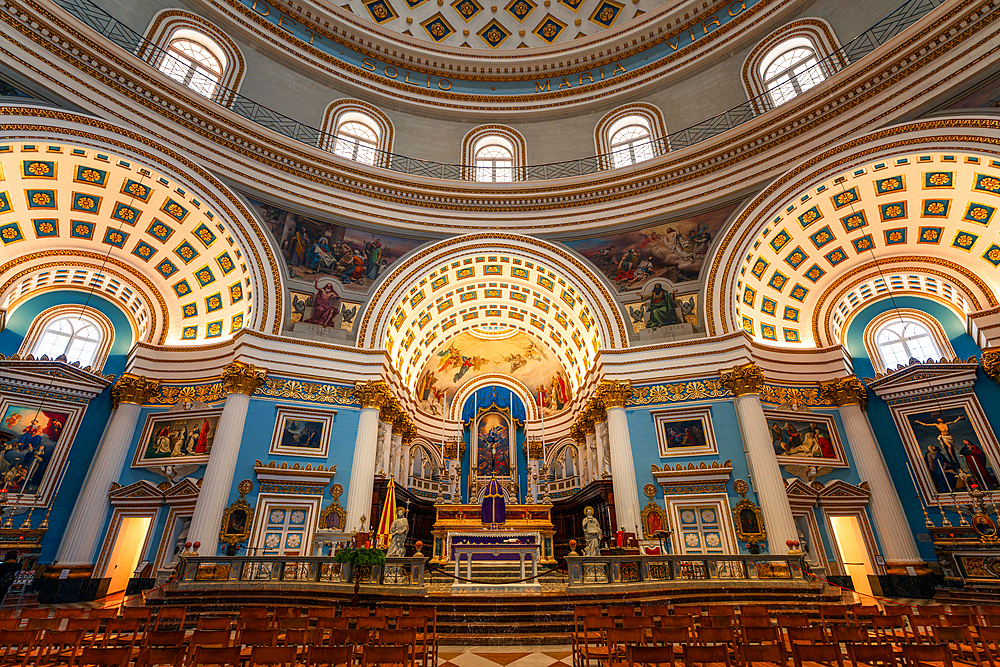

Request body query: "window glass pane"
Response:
[763, 45, 824, 106]
[334, 121, 379, 165]
[875, 320, 940, 369]
[159, 38, 222, 99]
[474, 144, 513, 182]
[610, 124, 653, 167]
[32, 315, 102, 366]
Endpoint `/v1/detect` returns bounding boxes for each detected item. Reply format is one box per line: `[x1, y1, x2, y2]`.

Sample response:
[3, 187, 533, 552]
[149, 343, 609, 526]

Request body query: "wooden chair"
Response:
[240, 629, 279, 648]
[34, 629, 85, 666]
[708, 606, 736, 620]
[624, 616, 655, 631]
[19, 608, 51, 620]
[777, 615, 810, 630]
[643, 606, 671, 624]
[135, 646, 186, 667]
[704, 615, 734, 629]
[943, 615, 975, 629]
[189, 629, 232, 650]
[279, 617, 309, 631]
[608, 628, 646, 667]
[190, 646, 241, 667]
[911, 618, 941, 644]
[649, 627, 690, 667]
[196, 617, 230, 631]
[101, 618, 140, 651]
[742, 627, 782, 646]
[121, 606, 152, 632]
[741, 643, 788, 667]
[78, 646, 131, 666]
[54, 609, 84, 620]
[683, 644, 732, 667]
[581, 617, 614, 667]
[697, 627, 736, 646]
[397, 616, 429, 667]
[0, 629, 39, 665]
[343, 608, 371, 620]
[847, 644, 897, 667]
[787, 627, 826, 645]
[153, 607, 187, 631]
[0, 618, 20, 631]
[986, 617, 1000, 629]
[628, 645, 676, 667]
[362, 645, 409, 667]
[241, 617, 272, 631]
[0, 608, 14, 620]
[674, 606, 703, 620]
[900, 644, 953, 667]
[832, 626, 870, 647]
[407, 608, 437, 665]
[240, 607, 270, 621]
[143, 630, 184, 647]
[309, 607, 337, 619]
[28, 618, 62, 632]
[741, 606, 770, 617]
[250, 646, 297, 667]
[820, 607, 852, 632]
[281, 629, 315, 650]
[852, 607, 880, 624]
[932, 627, 981, 667]
[86, 610, 118, 621]
[306, 645, 354, 667]
[662, 616, 695, 629]
[741, 616, 773, 629]
[376, 629, 416, 667]
[976, 626, 1000, 666]
[915, 607, 945, 619]
[66, 619, 101, 648]
[609, 606, 636, 618]
[948, 606, 974, 617]
[872, 617, 909, 644]
[792, 644, 844, 667]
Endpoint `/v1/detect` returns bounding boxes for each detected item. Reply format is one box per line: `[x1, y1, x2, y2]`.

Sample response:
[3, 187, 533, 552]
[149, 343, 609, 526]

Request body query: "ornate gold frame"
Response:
[640, 483, 669, 540]
[219, 480, 254, 546]
[731, 479, 766, 545]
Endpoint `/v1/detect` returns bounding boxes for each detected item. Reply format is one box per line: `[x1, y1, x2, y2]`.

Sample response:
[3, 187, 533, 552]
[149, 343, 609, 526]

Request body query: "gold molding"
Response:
[819, 376, 868, 412]
[111, 373, 161, 408]
[595, 379, 632, 409]
[354, 379, 392, 409]
[719, 362, 764, 397]
[221, 361, 268, 395]
[982, 348, 1000, 386]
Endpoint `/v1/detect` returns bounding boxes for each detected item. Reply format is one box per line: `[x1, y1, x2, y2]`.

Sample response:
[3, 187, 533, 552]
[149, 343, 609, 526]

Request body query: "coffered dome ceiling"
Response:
[732, 150, 1000, 349]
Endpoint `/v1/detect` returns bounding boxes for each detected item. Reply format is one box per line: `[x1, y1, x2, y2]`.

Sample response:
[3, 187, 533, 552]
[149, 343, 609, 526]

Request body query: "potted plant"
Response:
[334, 547, 386, 605]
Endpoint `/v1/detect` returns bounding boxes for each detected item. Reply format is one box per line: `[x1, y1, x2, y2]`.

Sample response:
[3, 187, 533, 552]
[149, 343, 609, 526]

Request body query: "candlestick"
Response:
[935, 460, 953, 526]
[19, 507, 33, 530]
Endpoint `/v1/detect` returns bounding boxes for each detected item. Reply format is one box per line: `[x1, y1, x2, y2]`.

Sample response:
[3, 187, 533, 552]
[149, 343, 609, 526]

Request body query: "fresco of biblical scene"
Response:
[765, 412, 847, 466]
[133, 410, 220, 466]
[0, 405, 67, 495]
[908, 406, 1000, 494]
[653, 406, 716, 457]
[269, 406, 334, 457]
[662, 419, 707, 450]
[564, 204, 737, 293]
[476, 412, 511, 476]
[415, 331, 572, 417]
[248, 197, 423, 291]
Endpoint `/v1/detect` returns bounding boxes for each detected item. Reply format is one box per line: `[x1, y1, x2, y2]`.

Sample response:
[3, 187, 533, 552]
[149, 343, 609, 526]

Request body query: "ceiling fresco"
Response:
[415, 329, 571, 416]
[734, 151, 1000, 347]
[564, 203, 737, 294]
[0, 143, 254, 344]
[249, 197, 424, 294]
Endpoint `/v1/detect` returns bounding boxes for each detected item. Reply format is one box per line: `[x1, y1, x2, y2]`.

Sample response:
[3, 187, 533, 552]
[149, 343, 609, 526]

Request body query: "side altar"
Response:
[430, 503, 557, 564]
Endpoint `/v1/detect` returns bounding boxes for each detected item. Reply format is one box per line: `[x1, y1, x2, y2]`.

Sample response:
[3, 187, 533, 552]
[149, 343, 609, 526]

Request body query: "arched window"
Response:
[594, 105, 668, 169]
[333, 119, 380, 165]
[874, 320, 940, 369]
[862, 308, 955, 375]
[760, 43, 823, 106]
[158, 32, 226, 99]
[742, 21, 842, 112]
[610, 123, 653, 168]
[32, 314, 103, 366]
[475, 141, 514, 183]
[462, 126, 526, 182]
[143, 13, 245, 104]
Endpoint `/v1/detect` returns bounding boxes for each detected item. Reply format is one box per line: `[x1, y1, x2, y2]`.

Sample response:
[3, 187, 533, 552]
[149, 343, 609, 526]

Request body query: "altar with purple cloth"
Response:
[429, 504, 557, 565]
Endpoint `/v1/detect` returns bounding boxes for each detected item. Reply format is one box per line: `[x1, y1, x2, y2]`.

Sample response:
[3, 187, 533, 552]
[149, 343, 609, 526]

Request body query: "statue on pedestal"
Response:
[582, 506, 601, 556]
[386, 508, 409, 558]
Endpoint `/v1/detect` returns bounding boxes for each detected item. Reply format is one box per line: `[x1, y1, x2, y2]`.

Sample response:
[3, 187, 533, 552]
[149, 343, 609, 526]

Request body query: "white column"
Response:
[399, 441, 411, 485]
[344, 381, 391, 532]
[56, 374, 160, 567]
[722, 364, 797, 555]
[187, 362, 266, 555]
[596, 382, 643, 535]
[824, 377, 923, 566]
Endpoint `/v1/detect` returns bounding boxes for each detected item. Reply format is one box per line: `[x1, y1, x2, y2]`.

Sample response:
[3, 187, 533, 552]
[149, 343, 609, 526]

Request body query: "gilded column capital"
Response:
[354, 380, 391, 409]
[379, 398, 403, 424]
[587, 398, 607, 423]
[221, 361, 268, 395]
[720, 363, 765, 397]
[580, 413, 596, 435]
[570, 422, 587, 445]
[111, 373, 161, 409]
[595, 380, 633, 409]
[820, 376, 869, 411]
[398, 420, 417, 444]
[982, 348, 1000, 386]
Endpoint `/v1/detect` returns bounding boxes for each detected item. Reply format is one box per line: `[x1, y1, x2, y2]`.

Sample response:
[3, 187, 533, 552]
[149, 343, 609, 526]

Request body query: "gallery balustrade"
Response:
[35, 0, 943, 181]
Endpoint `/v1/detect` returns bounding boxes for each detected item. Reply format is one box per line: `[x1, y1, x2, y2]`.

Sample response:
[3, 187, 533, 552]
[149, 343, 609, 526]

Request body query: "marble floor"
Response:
[438, 646, 573, 667]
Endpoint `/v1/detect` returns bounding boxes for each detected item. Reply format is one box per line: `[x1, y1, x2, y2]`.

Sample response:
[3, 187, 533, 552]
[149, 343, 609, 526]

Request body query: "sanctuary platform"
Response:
[429, 504, 557, 566]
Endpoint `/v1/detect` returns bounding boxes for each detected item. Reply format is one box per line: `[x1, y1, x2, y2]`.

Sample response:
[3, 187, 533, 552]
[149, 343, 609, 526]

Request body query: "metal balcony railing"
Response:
[45, 0, 945, 182]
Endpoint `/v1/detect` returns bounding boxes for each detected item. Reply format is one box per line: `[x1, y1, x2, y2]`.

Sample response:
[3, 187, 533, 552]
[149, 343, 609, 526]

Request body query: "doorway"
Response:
[104, 516, 152, 596]
[829, 515, 875, 599]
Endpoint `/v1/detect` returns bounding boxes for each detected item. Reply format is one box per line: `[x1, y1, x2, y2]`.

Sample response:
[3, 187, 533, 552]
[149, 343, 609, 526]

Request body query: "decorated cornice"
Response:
[254, 459, 337, 486]
[627, 378, 834, 407]
[719, 363, 764, 397]
[0, 0, 995, 235]
[0, 356, 113, 404]
[221, 361, 269, 396]
[865, 357, 979, 405]
[111, 373, 162, 409]
[820, 376, 868, 411]
[354, 380, 392, 409]
[652, 459, 733, 494]
[982, 348, 1000, 386]
[595, 380, 631, 410]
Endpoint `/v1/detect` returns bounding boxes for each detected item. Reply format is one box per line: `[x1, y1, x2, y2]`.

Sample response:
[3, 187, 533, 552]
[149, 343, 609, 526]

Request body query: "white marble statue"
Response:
[582, 506, 601, 557]
[386, 508, 409, 557]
